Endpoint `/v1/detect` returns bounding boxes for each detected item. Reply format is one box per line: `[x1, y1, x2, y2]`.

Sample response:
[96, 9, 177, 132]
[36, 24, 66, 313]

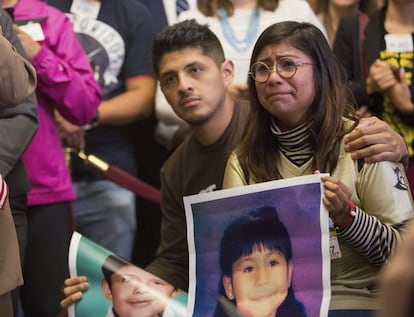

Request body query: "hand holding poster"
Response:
[183, 174, 331, 317]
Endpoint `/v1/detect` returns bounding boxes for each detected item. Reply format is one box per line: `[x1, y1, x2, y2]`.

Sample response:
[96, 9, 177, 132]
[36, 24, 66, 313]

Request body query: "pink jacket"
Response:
[15, 0, 101, 206]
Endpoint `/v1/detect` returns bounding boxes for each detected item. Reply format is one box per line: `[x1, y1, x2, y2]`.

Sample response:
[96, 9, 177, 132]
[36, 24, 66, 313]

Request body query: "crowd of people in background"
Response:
[0, 0, 413, 317]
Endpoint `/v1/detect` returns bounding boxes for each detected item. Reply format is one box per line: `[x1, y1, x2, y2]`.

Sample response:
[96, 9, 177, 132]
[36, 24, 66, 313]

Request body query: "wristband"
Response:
[335, 201, 356, 232]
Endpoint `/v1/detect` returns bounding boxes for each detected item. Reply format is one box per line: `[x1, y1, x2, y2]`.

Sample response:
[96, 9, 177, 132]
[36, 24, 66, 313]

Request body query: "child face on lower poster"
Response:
[222, 245, 293, 317]
[101, 256, 175, 317]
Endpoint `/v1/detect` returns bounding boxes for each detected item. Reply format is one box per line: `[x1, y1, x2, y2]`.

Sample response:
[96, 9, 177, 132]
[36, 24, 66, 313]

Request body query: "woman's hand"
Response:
[321, 175, 352, 227]
[54, 110, 85, 150]
[384, 67, 414, 114]
[366, 59, 397, 95]
[60, 276, 89, 309]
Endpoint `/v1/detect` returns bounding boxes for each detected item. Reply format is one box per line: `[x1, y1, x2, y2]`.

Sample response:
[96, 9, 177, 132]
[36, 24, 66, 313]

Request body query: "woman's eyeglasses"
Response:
[249, 57, 313, 82]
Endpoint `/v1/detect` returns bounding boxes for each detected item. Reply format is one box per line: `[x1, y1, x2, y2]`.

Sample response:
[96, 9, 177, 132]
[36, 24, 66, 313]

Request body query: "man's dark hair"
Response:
[151, 19, 226, 76]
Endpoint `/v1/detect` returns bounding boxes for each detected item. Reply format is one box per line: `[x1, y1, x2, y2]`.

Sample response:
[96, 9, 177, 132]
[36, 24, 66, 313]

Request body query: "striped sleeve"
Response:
[336, 207, 410, 266]
[0, 175, 8, 210]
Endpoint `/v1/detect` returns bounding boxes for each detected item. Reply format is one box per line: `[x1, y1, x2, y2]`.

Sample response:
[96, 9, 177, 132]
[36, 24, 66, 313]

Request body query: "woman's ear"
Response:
[222, 275, 235, 300]
[101, 279, 113, 301]
[222, 59, 235, 86]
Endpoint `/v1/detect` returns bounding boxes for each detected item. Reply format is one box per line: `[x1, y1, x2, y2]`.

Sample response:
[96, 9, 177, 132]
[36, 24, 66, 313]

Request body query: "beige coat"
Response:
[0, 28, 36, 108]
[0, 196, 23, 296]
[0, 182, 23, 317]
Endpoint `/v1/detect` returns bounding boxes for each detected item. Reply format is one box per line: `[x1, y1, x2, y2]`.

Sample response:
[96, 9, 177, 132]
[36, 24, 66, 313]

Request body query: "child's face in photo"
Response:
[223, 246, 293, 317]
[102, 265, 175, 317]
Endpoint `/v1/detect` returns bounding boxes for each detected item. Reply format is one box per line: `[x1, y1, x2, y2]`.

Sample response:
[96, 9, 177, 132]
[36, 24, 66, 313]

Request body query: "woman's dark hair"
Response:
[151, 19, 225, 77]
[239, 21, 357, 183]
[219, 206, 292, 276]
[197, 0, 280, 17]
[214, 206, 306, 317]
[101, 254, 131, 288]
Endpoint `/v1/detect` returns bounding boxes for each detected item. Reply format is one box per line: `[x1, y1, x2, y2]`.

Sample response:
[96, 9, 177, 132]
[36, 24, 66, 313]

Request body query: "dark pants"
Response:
[20, 202, 73, 317]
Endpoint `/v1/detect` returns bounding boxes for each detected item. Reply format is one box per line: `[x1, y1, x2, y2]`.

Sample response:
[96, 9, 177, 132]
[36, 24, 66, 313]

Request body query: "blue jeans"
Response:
[73, 180, 136, 260]
[329, 310, 374, 317]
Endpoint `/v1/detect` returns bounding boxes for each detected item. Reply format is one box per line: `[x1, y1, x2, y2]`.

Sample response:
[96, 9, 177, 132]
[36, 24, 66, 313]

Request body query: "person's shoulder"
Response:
[21, 0, 72, 27]
[98, 0, 151, 23]
[44, 4, 72, 25]
[17, 0, 61, 19]
[160, 148, 185, 185]
[161, 137, 192, 172]
[14, 0, 72, 39]
[340, 13, 360, 26]
[118, 0, 153, 25]
[100, 0, 153, 35]
[114, 0, 150, 14]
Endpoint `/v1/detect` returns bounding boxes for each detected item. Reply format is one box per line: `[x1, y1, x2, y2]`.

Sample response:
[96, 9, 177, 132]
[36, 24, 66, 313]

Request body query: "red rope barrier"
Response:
[103, 165, 161, 204]
[74, 149, 161, 204]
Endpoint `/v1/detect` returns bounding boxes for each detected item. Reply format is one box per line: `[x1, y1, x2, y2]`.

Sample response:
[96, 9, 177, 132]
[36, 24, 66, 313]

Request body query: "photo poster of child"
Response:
[68, 232, 188, 317]
[184, 174, 331, 317]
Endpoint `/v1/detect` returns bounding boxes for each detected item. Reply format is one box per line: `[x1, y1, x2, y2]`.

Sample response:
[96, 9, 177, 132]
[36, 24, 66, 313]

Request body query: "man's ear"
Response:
[101, 280, 113, 301]
[222, 59, 234, 86]
[222, 275, 235, 300]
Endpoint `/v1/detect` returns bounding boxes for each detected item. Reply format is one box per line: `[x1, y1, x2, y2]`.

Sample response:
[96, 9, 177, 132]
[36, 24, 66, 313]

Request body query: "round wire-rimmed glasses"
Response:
[249, 57, 314, 82]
